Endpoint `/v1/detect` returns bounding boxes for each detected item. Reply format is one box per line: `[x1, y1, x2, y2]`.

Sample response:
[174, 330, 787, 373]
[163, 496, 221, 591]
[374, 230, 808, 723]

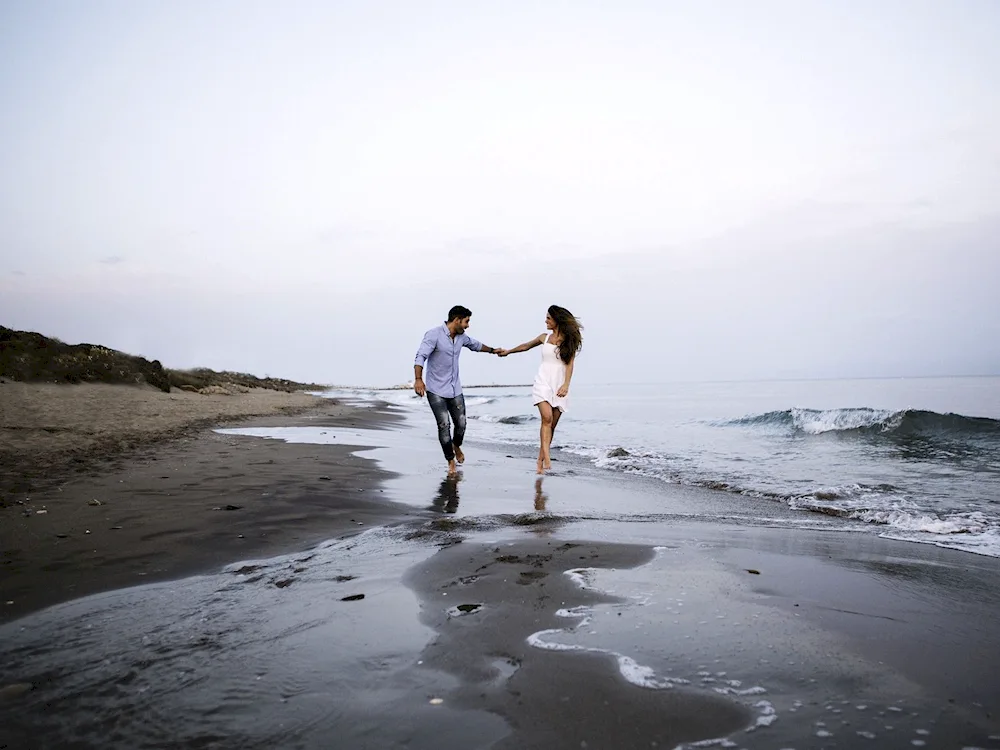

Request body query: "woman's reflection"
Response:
[534, 476, 548, 511]
[431, 473, 461, 513]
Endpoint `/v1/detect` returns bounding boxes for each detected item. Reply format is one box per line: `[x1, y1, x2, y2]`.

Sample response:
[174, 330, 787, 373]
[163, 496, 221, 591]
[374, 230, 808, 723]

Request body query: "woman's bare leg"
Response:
[537, 402, 554, 473]
[536, 404, 544, 471]
[545, 407, 563, 469]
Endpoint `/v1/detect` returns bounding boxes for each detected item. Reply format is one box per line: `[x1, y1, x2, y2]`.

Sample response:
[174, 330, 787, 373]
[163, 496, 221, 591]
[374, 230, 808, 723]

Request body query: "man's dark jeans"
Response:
[426, 392, 466, 462]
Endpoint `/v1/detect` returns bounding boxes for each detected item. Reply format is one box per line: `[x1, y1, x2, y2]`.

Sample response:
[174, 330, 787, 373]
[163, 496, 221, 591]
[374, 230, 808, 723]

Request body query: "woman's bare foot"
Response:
[536, 458, 545, 474]
[454, 446, 465, 464]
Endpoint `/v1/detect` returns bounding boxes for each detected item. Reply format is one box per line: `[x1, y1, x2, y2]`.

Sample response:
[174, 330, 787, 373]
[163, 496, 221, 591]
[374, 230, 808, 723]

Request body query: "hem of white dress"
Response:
[531, 397, 566, 412]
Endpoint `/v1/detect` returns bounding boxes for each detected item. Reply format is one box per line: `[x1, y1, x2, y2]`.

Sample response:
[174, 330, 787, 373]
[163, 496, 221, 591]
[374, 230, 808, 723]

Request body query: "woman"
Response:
[499, 305, 583, 473]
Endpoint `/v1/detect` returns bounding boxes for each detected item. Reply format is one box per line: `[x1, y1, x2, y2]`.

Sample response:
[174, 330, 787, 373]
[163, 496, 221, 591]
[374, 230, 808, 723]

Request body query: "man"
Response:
[414, 305, 501, 475]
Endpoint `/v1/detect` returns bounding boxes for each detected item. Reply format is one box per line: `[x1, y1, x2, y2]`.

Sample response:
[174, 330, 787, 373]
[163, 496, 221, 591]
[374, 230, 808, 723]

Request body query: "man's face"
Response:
[456, 316, 471, 332]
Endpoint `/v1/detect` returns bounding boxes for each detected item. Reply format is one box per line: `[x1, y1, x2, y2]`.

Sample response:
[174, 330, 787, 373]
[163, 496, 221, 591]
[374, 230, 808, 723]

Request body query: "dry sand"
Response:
[0, 381, 323, 497]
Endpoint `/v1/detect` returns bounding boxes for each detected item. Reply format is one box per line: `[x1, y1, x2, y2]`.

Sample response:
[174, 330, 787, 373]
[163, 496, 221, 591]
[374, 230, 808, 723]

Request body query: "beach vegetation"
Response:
[0, 326, 325, 393]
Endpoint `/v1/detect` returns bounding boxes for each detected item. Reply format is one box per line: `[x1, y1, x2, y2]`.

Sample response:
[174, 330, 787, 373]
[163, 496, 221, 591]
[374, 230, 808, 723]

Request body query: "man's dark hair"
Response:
[447, 305, 472, 322]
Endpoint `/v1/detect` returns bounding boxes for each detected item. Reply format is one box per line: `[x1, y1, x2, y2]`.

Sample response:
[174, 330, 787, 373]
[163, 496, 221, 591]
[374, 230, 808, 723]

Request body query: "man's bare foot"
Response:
[454, 446, 465, 464]
[448, 459, 458, 476]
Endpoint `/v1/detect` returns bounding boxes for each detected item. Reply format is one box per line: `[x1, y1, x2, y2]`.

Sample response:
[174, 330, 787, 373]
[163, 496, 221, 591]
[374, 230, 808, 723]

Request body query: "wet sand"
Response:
[404, 537, 753, 749]
[400, 524, 1000, 749]
[4, 510, 998, 749]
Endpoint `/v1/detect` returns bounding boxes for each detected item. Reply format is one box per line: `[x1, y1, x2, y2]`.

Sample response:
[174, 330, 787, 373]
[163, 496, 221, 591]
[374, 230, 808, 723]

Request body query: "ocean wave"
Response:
[320, 389, 423, 406]
[721, 407, 1000, 438]
[558, 444, 1000, 555]
[316, 389, 511, 407]
[567, 445, 776, 498]
[469, 414, 537, 425]
[463, 396, 495, 406]
[790, 488, 996, 534]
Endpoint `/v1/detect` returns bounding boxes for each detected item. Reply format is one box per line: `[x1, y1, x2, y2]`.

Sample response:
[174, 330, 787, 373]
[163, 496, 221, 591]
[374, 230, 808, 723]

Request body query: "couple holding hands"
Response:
[413, 304, 583, 475]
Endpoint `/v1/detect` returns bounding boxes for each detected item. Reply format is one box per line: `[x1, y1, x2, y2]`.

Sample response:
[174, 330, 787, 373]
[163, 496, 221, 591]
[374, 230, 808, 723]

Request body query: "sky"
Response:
[1, 0, 998, 386]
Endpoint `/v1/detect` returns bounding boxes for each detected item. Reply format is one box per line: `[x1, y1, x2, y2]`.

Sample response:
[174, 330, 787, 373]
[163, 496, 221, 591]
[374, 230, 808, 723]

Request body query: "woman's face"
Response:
[545, 313, 555, 330]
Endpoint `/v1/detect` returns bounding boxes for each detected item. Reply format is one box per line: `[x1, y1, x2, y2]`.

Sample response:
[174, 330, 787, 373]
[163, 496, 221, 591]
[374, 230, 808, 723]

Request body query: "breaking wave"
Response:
[470, 414, 537, 425]
[721, 407, 1000, 437]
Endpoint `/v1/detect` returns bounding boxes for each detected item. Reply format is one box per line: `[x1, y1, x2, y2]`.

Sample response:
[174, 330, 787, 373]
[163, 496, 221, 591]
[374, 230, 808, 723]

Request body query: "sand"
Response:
[0, 381, 325, 497]
[0, 382, 414, 622]
[404, 537, 753, 748]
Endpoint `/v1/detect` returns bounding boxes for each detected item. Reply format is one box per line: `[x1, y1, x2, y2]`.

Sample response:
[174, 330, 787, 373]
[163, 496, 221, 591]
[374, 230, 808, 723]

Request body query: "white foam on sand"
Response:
[879, 525, 1000, 558]
[526, 563, 775, 739]
[526, 610, 691, 690]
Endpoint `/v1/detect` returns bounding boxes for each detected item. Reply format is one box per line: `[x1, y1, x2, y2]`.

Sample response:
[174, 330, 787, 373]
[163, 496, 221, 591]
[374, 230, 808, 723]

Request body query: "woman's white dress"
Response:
[531, 335, 569, 412]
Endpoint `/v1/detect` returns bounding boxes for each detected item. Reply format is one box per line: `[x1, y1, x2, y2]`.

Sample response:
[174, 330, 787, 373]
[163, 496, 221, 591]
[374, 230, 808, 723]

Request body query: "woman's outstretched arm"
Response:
[498, 334, 546, 357]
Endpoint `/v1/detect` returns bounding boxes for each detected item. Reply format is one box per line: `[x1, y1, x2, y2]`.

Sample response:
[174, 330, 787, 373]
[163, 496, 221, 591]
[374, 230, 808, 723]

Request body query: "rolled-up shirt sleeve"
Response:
[415, 330, 436, 365]
[463, 335, 484, 352]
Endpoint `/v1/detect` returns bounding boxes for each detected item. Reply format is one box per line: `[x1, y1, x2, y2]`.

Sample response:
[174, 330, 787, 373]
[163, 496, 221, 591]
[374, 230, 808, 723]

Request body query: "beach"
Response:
[4, 0, 997, 746]
[0, 382, 413, 621]
[1, 384, 999, 749]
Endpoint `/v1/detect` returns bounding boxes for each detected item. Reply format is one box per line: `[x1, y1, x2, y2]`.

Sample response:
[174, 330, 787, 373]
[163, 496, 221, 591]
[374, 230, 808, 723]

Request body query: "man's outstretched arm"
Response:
[464, 336, 499, 354]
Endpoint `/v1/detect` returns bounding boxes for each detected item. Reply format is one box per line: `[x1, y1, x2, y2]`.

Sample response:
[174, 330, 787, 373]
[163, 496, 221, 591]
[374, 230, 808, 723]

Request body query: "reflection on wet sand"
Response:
[431, 473, 461, 513]
[534, 477, 547, 511]
[430, 476, 550, 516]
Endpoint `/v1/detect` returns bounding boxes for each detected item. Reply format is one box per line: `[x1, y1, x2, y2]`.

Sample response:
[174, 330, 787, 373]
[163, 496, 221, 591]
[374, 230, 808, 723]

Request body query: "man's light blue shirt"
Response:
[414, 324, 483, 398]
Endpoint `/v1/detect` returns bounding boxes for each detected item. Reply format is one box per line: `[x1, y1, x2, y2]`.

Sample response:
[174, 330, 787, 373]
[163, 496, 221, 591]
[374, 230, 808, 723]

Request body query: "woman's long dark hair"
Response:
[548, 305, 583, 365]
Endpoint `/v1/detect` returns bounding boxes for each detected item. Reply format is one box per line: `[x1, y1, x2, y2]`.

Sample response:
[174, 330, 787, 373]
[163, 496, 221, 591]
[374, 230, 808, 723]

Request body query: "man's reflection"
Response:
[431, 473, 461, 513]
[534, 476, 548, 511]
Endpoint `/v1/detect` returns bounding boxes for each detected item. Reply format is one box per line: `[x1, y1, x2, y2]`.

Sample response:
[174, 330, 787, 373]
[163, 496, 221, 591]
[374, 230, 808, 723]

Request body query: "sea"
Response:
[335, 376, 1000, 559]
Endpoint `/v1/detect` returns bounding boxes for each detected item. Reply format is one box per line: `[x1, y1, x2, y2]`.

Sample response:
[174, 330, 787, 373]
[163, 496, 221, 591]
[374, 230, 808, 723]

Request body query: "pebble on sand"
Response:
[0, 683, 33, 700]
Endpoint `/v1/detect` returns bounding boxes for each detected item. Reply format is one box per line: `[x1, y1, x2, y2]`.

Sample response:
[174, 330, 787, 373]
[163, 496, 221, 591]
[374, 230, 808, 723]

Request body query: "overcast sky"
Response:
[1, 0, 998, 386]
